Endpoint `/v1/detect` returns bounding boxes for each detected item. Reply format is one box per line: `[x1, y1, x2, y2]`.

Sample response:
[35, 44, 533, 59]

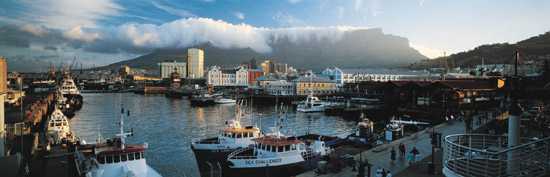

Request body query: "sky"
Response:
[0, 0, 549, 66]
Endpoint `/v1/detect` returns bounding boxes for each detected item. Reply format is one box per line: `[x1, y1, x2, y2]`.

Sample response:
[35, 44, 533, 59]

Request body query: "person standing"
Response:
[410, 146, 419, 163]
[390, 147, 396, 163]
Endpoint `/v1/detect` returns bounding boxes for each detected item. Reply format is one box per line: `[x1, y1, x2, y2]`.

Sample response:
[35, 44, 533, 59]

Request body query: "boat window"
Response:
[128, 153, 135, 160]
[135, 153, 140, 160]
[114, 155, 120, 163]
[231, 133, 235, 138]
[278, 146, 284, 152]
[106, 155, 113, 163]
[271, 146, 276, 152]
[285, 145, 290, 151]
[141, 152, 145, 159]
[261, 144, 265, 150]
[98, 156, 105, 164]
[121, 154, 127, 161]
[291, 145, 297, 150]
[236, 133, 242, 138]
[55, 122, 62, 126]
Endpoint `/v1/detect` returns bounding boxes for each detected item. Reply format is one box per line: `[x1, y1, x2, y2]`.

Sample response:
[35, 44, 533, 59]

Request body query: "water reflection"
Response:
[70, 93, 356, 177]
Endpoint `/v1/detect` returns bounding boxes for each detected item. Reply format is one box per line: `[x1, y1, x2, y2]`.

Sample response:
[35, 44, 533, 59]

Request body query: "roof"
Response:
[224, 127, 260, 133]
[434, 80, 497, 90]
[253, 135, 302, 146]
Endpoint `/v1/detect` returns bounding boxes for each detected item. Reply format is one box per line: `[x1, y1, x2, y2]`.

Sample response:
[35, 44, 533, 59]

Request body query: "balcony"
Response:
[443, 134, 550, 177]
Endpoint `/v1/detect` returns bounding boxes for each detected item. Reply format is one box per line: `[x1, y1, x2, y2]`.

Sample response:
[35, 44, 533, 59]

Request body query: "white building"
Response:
[340, 68, 430, 83]
[321, 67, 344, 87]
[159, 61, 186, 79]
[257, 76, 295, 96]
[187, 48, 204, 79]
[207, 66, 248, 87]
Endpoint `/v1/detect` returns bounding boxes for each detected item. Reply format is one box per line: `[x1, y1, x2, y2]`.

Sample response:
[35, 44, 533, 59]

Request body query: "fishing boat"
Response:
[74, 107, 162, 177]
[190, 93, 219, 106]
[191, 103, 261, 172]
[226, 107, 333, 177]
[297, 92, 328, 113]
[225, 131, 332, 177]
[346, 116, 376, 146]
[46, 108, 74, 145]
[59, 72, 83, 111]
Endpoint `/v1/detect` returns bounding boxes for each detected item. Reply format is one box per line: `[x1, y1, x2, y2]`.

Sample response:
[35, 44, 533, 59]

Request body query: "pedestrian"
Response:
[410, 146, 419, 163]
[399, 143, 406, 157]
[390, 147, 396, 163]
[382, 168, 387, 177]
[386, 170, 392, 177]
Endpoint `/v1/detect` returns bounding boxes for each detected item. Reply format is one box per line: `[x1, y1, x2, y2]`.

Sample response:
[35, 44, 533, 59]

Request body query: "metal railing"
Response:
[443, 134, 550, 177]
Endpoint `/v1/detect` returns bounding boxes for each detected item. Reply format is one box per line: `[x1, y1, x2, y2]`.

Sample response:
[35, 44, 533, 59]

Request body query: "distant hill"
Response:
[99, 28, 427, 71]
[410, 31, 550, 68]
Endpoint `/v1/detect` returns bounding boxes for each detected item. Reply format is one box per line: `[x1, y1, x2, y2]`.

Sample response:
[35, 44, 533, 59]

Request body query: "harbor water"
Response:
[70, 93, 356, 177]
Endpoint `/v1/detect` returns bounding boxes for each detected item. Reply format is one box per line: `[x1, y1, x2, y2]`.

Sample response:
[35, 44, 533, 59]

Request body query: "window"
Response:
[135, 153, 141, 160]
[141, 152, 144, 159]
[285, 145, 290, 151]
[114, 155, 120, 163]
[236, 133, 242, 138]
[278, 146, 284, 152]
[121, 154, 127, 161]
[128, 153, 135, 160]
[266, 145, 271, 151]
[291, 145, 297, 150]
[106, 155, 113, 163]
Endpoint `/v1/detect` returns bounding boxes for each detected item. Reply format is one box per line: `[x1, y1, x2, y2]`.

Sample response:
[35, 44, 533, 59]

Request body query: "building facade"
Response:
[257, 76, 295, 96]
[293, 74, 337, 95]
[159, 61, 186, 79]
[321, 67, 344, 87]
[341, 68, 429, 83]
[187, 48, 204, 79]
[207, 66, 248, 87]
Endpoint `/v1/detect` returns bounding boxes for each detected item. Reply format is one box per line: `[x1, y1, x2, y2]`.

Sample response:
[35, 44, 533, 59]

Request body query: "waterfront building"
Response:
[321, 67, 344, 87]
[187, 48, 204, 79]
[341, 68, 431, 83]
[256, 75, 295, 96]
[293, 73, 337, 95]
[159, 61, 186, 79]
[260, 60, 274, 75]
[207, 66, 248, 87]
[247, 69, 263, 87]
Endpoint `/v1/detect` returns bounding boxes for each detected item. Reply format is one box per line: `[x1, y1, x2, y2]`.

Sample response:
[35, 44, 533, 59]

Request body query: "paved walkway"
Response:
[298, 112, 496, 177]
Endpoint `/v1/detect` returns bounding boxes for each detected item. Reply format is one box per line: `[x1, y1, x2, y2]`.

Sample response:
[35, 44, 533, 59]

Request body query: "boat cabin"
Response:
[252, 136, 305, 154]
[222, 126, 261, 139]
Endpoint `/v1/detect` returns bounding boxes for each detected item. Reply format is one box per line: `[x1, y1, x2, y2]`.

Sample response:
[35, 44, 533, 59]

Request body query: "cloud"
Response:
[234, 11, 245, 20]
[0, 17, 371, 56]
[419, 0, 426, 7]
[20, 24, 48, 36]
[288, 0, 302, 4]
[152, 1, 195, 18]
[410, 43, 444, 59]
[19, 0, 122, 29]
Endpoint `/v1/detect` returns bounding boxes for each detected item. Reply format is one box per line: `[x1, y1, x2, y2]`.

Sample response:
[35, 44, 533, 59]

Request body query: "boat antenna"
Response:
[117, 104, 133, 150]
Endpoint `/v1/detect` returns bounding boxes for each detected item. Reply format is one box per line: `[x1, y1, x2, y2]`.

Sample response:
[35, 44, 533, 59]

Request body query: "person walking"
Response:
[390, 147, 396, 163]
[398, 143, 406, 157]
[410, 146, 420, 163]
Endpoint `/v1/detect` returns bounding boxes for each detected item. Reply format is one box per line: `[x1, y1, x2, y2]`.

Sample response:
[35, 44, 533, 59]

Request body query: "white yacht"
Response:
[297, 93, 327, 113]
[47, 108, 73, 144]
[59, 73, 81, 95]
[74, 108, 162, 177]
[226, 131, 332, 177]
[59, 73, 83, 112]
[214, 97, 237, 104]
[191, 104, 261, 170]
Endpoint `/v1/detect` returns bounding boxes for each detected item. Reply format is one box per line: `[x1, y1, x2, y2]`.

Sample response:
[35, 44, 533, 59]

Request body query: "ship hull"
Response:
[225, 159, 322, 177]
[191, 147, 234, 175]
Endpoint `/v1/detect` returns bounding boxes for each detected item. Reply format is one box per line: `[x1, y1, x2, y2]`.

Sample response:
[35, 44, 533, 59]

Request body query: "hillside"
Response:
[410, 31, 550, 68]
[99, 28, 427, 71]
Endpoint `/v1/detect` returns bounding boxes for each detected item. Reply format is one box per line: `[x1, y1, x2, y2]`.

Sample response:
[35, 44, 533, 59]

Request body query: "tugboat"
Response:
[191, 103, 261, 172]
[46, 107, 74, 145]
[226, 107, 333, 177]
[297, 92, 327, 113]
[59, 72, 83, 111]
[346, 115, 376, 146]
[74, 107, 162, 177]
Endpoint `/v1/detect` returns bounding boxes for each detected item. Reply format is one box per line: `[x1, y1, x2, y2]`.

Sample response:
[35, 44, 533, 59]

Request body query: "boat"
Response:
[191, 104, 261, 172]
[346, 116, 376, 146]
[225, 131, 333, 177]
[190, 93, 219, 106]
[56, 90, 76, 118]
[297, 92, 328, 113]
[46, 108, 74, 145]
[214, 97, 237, 104]
[74, 107, 162, 177]
[59, 72, 83, 111]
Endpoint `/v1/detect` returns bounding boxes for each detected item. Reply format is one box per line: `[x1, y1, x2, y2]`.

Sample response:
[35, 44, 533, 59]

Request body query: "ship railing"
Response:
[443, 134, 550, 177]
[227, 147, 257, 159]
[191, 137, 219, 145]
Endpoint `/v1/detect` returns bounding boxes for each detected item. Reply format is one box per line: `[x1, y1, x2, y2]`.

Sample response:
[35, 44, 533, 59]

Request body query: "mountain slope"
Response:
[411, 31, 550, 68]
[100, 28, 427, 71]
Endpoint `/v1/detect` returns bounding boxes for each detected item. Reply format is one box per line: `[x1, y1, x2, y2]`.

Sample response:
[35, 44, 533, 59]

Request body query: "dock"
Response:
[298, 111, 499, 177]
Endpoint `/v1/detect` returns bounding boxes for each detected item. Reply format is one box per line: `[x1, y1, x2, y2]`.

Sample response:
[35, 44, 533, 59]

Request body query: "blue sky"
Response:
[0, 0, 549, 65]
